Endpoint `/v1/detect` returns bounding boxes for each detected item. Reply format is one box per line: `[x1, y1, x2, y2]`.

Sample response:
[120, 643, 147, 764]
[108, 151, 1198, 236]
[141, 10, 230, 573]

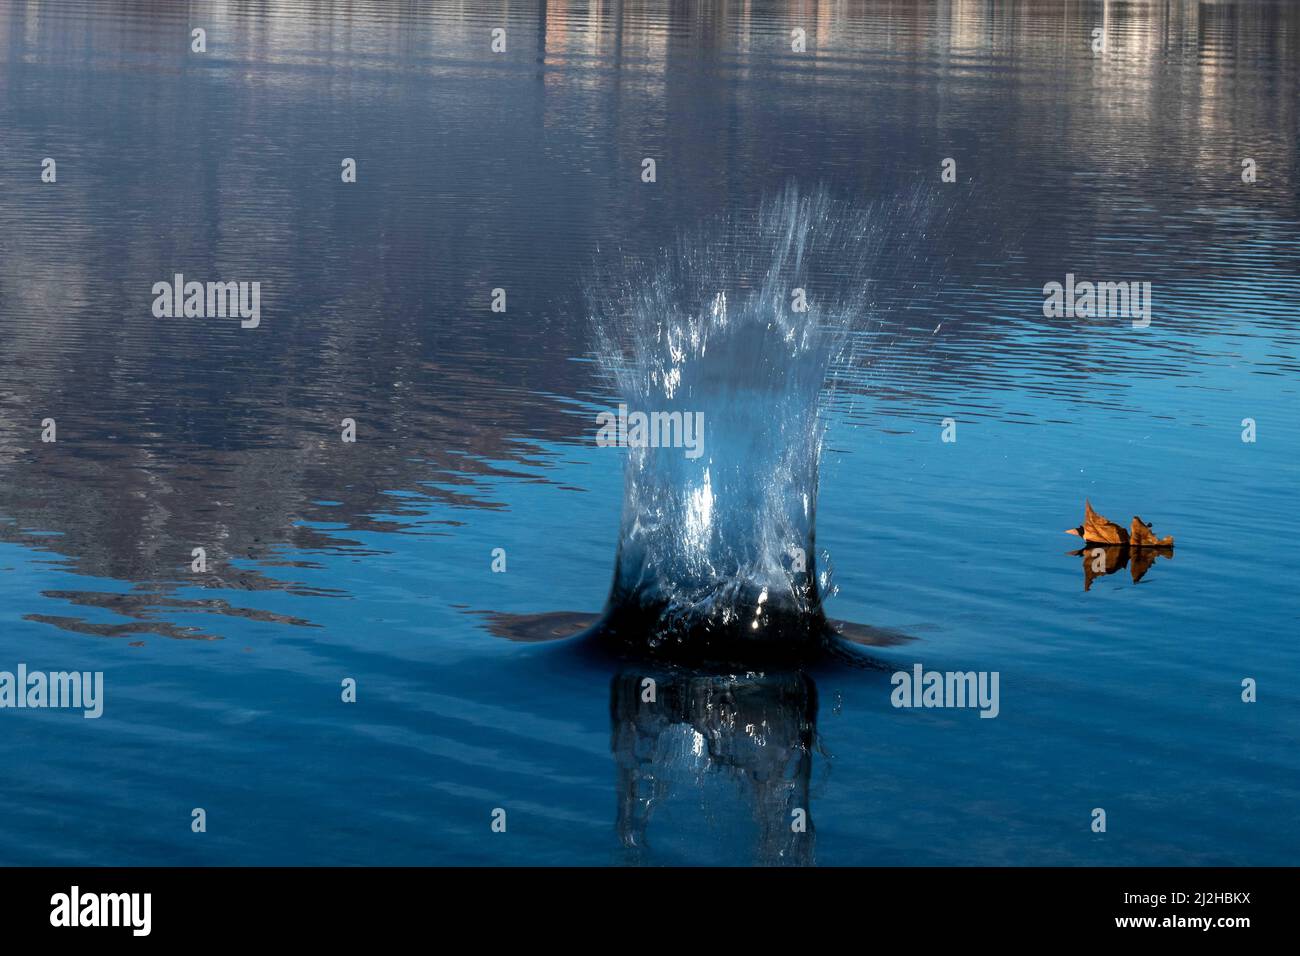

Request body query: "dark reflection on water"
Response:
[1071, 544, 1174, 590]
[481, 609, 914, 658]
[477, 609, 598, 643]
[610, 668, 819, 866]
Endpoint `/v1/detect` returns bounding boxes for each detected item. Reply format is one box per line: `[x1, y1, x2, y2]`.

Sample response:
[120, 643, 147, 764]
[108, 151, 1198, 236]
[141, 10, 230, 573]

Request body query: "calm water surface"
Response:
[0, 0, 1297, 865]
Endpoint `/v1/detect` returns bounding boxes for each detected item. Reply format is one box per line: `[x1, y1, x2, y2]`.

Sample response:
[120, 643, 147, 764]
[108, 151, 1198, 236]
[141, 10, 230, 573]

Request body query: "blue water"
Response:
[1, 0, 1298, 865]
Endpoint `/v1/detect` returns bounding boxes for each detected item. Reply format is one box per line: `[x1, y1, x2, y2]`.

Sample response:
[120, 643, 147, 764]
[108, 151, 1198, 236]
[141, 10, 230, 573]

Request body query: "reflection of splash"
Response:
[1071, 545, 1174, 590]
[609, 668, 819, 865]
[589, 186, 935, 663]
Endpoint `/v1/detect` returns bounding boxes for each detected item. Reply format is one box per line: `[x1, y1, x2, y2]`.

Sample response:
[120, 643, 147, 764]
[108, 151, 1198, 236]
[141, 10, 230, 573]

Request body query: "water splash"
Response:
[589, 185, 924, 663]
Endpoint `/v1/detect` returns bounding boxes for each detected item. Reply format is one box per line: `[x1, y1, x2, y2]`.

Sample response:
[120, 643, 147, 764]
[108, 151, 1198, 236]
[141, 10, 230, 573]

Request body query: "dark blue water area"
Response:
[1, 1, 1298, 865]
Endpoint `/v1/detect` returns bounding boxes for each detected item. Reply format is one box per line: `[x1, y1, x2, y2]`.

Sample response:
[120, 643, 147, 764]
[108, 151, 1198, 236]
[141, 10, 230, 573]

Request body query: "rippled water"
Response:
[0, 0, 1297, 865]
